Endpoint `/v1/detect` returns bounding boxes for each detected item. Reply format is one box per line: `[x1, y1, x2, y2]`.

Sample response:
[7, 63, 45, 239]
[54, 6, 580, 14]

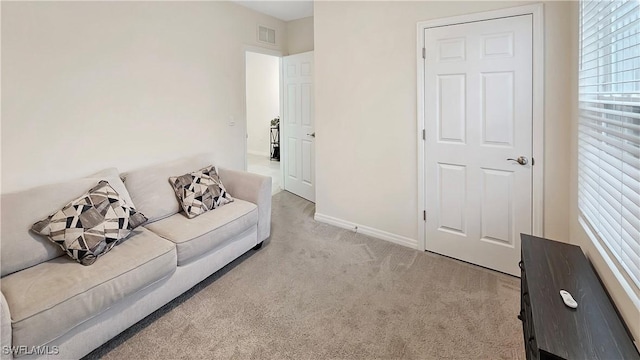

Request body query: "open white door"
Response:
[282, 51, 315, 202]
[424, 15, 533, 276]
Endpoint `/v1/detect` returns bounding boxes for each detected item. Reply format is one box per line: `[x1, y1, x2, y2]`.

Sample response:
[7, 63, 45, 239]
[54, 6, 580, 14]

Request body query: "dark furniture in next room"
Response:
[270, 125, 280, 161]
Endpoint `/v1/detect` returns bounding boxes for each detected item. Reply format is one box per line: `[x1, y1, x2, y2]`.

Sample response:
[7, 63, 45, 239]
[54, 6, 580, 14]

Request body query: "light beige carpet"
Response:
[85, 191, 524, 359]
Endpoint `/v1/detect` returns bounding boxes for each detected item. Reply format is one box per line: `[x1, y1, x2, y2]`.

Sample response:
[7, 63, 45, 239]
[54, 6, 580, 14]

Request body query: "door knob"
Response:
[307, 132, 316, 138]
[507, 156, 528, 165]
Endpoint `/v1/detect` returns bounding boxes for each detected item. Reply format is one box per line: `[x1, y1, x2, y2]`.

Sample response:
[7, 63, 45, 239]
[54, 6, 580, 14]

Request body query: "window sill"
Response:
[578, 215, 640, 312]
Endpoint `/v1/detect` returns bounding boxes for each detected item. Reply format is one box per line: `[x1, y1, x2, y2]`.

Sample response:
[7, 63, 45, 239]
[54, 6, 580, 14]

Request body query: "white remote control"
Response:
[560, 290, 578, 309]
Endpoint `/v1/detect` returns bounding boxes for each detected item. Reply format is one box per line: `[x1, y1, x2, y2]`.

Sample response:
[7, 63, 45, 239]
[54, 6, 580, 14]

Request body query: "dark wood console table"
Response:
[519, 234, 639, 360]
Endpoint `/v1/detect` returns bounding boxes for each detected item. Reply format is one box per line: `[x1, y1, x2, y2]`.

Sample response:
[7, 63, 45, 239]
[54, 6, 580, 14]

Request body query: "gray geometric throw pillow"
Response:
[169, 165, 233, 219]
[32, 180, 148, 265]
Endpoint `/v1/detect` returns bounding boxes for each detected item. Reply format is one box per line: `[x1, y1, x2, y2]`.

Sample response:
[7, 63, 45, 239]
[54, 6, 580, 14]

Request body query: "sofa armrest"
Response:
[218, 168, 271, 242]
[1, 290, 13, 360]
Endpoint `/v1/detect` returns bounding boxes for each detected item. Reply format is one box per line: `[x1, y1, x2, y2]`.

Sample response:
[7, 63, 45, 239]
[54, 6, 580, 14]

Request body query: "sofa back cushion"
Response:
[123, 153, 214, 223]
[0, 168, 134, 277]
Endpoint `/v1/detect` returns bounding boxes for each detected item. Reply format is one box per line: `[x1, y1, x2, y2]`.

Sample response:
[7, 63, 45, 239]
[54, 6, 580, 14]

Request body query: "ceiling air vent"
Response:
[258, 25, 276, 45]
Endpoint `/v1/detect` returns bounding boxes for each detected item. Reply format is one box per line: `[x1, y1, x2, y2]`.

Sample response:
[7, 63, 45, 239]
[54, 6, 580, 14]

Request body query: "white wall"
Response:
[286, 16, 314, 55]
[314, 1, 572, 244]
[246, 52, 280, 157]
[1, 1, 287, 193]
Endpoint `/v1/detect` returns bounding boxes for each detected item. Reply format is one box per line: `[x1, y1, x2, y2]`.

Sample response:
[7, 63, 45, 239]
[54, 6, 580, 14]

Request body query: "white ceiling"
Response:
[235, 1, 313, 22]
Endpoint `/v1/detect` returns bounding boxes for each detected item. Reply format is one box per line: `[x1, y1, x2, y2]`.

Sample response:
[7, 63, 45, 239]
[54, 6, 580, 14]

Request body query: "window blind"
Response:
[578, 0, 640, 289]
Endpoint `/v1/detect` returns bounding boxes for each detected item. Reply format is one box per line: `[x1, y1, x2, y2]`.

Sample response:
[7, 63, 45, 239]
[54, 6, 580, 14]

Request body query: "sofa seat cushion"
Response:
[145, 199, 257, 266]
[0, 228, 177, 349]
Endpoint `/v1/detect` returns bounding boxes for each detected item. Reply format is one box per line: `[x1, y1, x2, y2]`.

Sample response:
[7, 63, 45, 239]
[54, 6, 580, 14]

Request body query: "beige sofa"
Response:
[0, 153, 271, 359]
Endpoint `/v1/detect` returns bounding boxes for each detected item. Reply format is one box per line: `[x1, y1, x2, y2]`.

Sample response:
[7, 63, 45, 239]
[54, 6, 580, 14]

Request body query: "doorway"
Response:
[245, 50, 282, 195]
[417, 5, 544, 277]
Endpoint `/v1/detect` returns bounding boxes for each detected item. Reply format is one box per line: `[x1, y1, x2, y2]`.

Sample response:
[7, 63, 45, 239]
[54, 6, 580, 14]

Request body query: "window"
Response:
[578, 0, 640, 288]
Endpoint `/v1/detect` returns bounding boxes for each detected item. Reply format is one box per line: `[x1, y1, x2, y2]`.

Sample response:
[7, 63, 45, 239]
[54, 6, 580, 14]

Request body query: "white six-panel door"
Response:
[424, 15, 533, 276]
[283, 51, 315, 202]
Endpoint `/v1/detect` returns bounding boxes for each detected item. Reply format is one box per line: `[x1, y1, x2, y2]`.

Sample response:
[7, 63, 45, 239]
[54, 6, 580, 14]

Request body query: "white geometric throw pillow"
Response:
[169, 165, 233, 219]
[32, 180, 148, 265]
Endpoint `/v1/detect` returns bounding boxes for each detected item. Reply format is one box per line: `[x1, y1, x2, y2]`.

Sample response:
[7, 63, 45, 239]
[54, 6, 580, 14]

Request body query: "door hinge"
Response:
[422, 129, 425, 140]
[422, 48, 426, 59]
[423, 210, 426, 221]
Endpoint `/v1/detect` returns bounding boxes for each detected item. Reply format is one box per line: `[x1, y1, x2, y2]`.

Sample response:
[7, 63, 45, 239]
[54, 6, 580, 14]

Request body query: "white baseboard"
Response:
[247, 150, 270, 157]
[314, 213, 418, 249]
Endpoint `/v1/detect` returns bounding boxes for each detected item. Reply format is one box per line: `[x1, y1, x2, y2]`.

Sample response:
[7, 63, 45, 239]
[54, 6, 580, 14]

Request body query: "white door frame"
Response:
[416, 4, 545, 252]
[242, 45, 283, 172]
